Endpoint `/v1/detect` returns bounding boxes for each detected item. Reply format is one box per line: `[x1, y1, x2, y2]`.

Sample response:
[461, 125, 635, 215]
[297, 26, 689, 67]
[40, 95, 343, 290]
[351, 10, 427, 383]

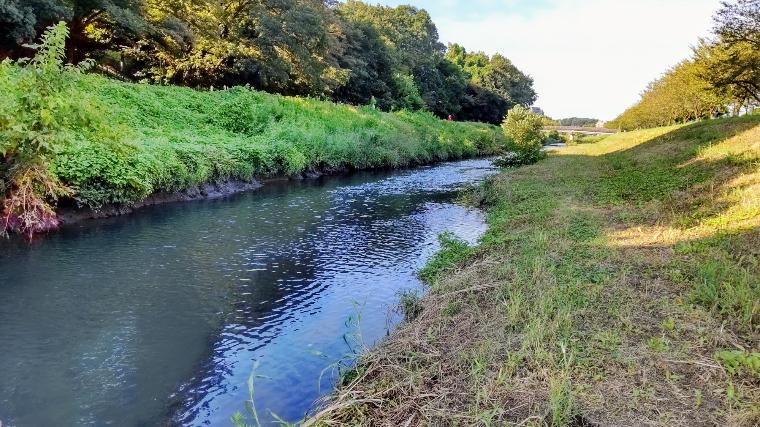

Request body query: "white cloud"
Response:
[429, 0, 720, 120]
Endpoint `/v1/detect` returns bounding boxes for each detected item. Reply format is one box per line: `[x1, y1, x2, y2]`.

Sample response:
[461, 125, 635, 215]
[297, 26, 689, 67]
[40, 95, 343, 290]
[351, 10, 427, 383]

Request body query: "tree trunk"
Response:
[66, 18, 86, 64]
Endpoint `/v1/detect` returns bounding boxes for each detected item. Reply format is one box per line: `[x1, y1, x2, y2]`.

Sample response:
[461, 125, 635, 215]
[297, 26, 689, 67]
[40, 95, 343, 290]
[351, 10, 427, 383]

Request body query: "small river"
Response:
[0, 158, 498, 426]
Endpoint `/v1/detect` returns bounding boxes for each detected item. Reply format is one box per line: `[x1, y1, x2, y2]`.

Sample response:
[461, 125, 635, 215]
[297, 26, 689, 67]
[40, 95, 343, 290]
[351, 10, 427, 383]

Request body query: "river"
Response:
[0, 158, 498, 426]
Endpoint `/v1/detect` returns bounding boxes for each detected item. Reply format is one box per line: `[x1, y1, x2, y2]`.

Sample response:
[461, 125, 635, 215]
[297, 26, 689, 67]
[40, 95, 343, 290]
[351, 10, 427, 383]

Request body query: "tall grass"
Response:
[0, 23, 507, 235]
[52, 75, 505, 209]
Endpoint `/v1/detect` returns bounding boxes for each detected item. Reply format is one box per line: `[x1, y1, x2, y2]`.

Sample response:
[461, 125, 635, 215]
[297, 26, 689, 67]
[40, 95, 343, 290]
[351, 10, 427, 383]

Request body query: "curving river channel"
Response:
[0, 158, 498, 426]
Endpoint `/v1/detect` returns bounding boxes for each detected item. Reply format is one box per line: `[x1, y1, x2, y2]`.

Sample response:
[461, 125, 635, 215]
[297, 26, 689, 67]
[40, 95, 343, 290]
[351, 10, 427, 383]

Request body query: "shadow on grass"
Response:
[575, 116, 760, 335]
[593, 116, 758, 207]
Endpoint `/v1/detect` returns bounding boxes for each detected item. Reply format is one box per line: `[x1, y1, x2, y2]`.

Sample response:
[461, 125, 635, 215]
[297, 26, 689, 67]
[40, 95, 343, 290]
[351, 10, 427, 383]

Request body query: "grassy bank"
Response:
[310, 115, 760, 426]
[1, 52, 505, 230]
[53, 77, 505, 208]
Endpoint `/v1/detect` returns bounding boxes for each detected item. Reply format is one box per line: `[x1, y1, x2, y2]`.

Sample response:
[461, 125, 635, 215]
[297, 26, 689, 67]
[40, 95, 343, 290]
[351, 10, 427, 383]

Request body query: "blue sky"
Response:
[375, 0, 721, 120]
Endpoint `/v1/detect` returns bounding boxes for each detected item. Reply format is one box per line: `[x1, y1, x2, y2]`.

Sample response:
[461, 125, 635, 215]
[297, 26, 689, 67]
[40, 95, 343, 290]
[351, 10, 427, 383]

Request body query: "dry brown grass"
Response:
[307, 116, 760, 426]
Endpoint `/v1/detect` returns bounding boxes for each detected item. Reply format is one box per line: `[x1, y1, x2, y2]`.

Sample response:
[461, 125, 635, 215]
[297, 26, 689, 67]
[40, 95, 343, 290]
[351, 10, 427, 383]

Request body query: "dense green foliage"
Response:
[495, 105, 545, 166]
[557, 117, 599, 127]
[608, 0, 759, 130]
[0, 0, 535, 121]
[445, 43, 537, 124]
[0, 23, 507, 235]
[336, 1, 467, 116]
[52, 79, 505, 208]
[0, 23, 114, 236]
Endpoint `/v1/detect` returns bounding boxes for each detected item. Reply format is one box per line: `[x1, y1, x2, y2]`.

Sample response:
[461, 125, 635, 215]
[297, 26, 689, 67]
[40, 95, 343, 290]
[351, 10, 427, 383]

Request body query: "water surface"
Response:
[0, 159, 497, 426]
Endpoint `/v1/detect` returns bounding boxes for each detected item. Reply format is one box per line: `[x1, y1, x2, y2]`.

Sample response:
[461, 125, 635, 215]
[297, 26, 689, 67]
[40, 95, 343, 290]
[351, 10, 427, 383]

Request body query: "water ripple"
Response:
[0, 158, 498, 426]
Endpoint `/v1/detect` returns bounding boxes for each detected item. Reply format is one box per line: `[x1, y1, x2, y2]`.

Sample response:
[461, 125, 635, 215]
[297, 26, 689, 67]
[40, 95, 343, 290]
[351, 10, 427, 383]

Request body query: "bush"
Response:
[495, 105, 545, 167]
[543, 130, 566, 145]
[502, 105, 544, 147]
[0, 22, 121, 237]
[492, 150, 543, 167]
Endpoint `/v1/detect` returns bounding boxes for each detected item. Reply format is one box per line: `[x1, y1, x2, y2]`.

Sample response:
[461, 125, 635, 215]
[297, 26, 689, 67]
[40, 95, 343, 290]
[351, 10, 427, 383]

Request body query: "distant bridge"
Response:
[543, 126, 617, 135]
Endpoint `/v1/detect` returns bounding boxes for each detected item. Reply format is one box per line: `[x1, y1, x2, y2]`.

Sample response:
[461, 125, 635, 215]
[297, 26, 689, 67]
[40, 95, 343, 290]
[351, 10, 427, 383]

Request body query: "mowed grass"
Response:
[308, 115, 760, 426]
[1, 65, 506, 209]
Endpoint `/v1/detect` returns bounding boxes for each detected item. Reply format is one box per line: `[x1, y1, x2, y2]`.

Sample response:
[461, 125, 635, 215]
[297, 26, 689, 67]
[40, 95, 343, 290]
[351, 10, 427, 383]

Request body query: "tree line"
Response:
[607, 0, 760, 130]
[556, 117, 600, 127]
[608, 0, 760, 130]
[0, 0, 536, 124]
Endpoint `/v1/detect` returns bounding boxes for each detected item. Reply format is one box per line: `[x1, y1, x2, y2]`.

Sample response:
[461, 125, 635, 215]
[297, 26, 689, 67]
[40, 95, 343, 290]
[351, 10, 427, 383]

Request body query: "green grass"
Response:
[309, 115, 760, 426]
[1, 64, 506, 210]
[418, 232, 476, 284]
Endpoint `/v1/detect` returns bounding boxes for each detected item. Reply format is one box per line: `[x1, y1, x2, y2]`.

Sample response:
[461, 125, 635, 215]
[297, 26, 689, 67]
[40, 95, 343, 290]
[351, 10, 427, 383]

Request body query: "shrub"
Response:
[543, 129, 565, 145]
[495, 105, 545, 167]
[502, 105, 544, 147]
[492, 150, 542, 167]
[0, 22, 120, 237]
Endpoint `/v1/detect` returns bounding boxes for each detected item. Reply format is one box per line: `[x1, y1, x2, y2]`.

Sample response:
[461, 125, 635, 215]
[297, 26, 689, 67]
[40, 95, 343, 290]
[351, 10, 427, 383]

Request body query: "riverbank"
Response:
[0, 158, 500, 427]
[53, 156, 490, 226]
[1, 63, 506, 234]
[310, 115, 760, 426]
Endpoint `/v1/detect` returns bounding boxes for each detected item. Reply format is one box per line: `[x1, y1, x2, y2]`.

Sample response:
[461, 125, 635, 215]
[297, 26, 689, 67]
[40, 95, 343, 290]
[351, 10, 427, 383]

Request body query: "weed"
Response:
[418, 232, 474, 284]
[647, 336, 670, 353]
[661, 318, 676, 333]
[397, 289, 422, 321]
[716, 350, 760, 379]
[442, 300, 462, 316]
[231, 363, 296, 427]
[549, 367, 575, 426]
[694, 389, 703, 408]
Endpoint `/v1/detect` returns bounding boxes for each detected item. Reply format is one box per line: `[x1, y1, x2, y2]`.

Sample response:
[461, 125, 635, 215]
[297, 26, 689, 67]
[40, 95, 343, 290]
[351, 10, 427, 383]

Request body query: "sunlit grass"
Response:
[309, 115, 760, 426]
[2, 64, 506, 210]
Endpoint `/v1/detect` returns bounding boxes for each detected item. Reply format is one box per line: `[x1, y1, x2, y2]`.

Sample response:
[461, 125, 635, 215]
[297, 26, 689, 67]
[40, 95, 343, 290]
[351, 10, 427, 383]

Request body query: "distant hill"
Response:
[558, 117, 600, 127]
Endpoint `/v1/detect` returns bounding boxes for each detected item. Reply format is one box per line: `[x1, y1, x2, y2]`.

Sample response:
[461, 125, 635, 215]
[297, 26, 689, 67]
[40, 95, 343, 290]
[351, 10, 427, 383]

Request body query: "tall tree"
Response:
[141, 0, 347, 95]
[714, 0, 760, 49]
[608, 59, 729, 130]
[1, 0, 537, 122]
[458, 83, 509, 124]
[62, 0, 150, 63]
[337, 1, 464, 116]
[331, 19, 397, 109]
[694, 40, 760, 105]
[697, 0, 760, 103]
[445, 44, 535, 123]
[0, 0, 69, 56]
[478, 54, 537, 107]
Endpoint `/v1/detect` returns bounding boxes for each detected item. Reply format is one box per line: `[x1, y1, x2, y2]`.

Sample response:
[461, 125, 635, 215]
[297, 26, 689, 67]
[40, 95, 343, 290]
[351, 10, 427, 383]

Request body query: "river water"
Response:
[0, 158, 498, 426]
